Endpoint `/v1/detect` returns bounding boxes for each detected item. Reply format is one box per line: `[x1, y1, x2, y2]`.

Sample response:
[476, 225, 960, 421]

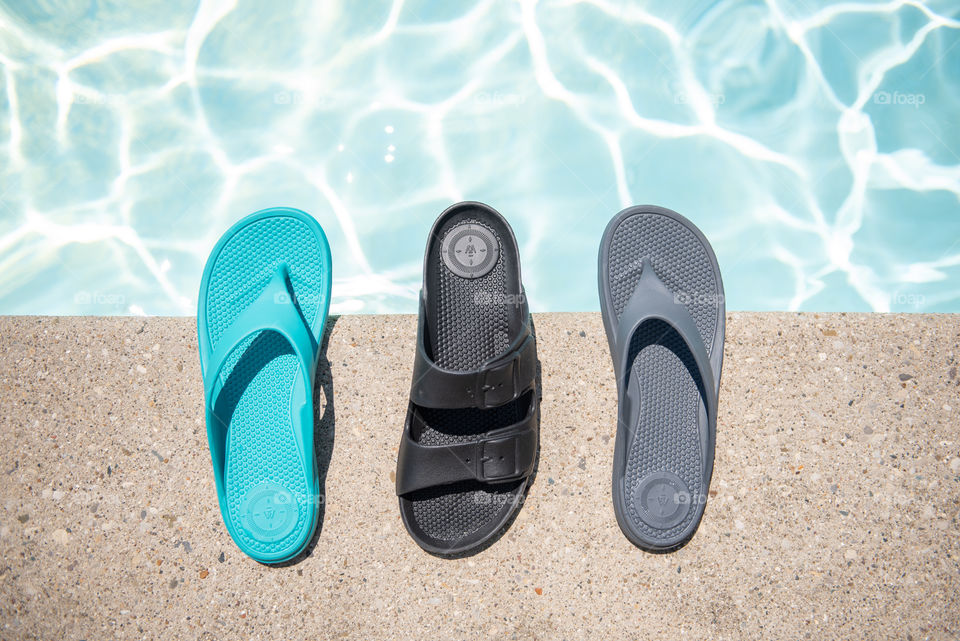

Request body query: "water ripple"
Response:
[0, 0, 957, 314]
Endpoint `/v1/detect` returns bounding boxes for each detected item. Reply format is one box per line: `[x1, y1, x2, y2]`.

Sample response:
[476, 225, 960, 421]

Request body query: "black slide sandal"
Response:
[396, 201, 539, 556]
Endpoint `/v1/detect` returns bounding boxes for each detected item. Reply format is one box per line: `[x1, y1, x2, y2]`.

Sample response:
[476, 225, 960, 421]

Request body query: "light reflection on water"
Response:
[0, 0, 958, 315]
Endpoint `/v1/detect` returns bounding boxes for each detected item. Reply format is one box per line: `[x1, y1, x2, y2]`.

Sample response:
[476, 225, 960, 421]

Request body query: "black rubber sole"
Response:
[598, 205, 725, 551]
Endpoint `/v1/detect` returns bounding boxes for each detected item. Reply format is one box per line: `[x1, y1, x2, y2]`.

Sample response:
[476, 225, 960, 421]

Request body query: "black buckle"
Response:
[477, 436, 519, 482]
[477, 353, 518, 408]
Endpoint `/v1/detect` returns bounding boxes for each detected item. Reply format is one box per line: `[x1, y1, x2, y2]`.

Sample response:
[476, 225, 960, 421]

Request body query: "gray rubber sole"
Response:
[598, 205, 724, 550]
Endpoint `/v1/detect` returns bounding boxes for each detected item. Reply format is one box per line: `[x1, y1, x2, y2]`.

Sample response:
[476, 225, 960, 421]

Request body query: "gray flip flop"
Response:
[598, 205, 724, 550]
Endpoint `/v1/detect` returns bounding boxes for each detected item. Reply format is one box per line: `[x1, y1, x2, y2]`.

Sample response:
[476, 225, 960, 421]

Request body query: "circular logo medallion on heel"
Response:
[634, 472, 690, 530]
[239, 482, 298, 543]
[441, 223, 499, 279]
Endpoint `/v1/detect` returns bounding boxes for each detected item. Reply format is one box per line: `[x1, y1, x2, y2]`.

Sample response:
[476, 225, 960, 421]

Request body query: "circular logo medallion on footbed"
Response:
[634, 472, 691, 530]
[239, 482, 298, 543]
[440, 223, 499, 279]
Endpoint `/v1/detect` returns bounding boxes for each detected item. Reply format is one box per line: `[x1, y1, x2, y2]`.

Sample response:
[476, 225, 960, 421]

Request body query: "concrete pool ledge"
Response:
[0, 312, 957, 639]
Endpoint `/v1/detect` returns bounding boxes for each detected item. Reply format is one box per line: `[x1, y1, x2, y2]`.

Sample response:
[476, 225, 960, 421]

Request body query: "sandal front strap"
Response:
[395, 405, 538, 495]
[614, 258, 717, 430]
[203, 263, 318, 495]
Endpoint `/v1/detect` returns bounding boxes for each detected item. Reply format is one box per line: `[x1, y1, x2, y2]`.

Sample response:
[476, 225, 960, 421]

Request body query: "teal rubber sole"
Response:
[197, 207, 331, 563]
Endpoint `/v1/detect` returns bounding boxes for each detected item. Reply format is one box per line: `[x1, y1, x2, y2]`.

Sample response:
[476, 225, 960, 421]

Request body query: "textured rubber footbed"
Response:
[408, 217, 525, 546]
[607, 213, 719, 543]
[205, 216, 324, 556]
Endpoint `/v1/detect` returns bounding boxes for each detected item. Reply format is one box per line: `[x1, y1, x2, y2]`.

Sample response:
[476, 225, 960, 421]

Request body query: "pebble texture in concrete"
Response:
[0, 313, 957, 639]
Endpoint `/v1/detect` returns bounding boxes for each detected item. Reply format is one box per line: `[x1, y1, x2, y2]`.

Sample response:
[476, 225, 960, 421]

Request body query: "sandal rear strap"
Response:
[409, 300, 537, 410]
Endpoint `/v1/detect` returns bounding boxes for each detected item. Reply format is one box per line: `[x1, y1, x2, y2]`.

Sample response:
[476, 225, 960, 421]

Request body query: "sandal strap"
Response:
[409, 299, 537, 410]
[614, 258, 717, 432]
[395, 403, 538, 495]
[203, 264, 317, 488]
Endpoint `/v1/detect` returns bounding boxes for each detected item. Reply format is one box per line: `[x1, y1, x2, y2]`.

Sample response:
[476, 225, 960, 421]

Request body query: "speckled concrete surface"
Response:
[0, 313, 957, 640]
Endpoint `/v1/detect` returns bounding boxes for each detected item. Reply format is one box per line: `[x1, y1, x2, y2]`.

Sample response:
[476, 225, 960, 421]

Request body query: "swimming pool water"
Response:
[1, 0, 958, 315]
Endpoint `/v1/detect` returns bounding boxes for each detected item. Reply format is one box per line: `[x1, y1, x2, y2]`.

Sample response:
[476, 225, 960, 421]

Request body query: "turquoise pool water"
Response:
[1, 0, 958, 315]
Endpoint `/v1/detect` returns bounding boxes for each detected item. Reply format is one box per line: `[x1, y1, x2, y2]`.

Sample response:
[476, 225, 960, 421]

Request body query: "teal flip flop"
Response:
[197, 207, 332, 563]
